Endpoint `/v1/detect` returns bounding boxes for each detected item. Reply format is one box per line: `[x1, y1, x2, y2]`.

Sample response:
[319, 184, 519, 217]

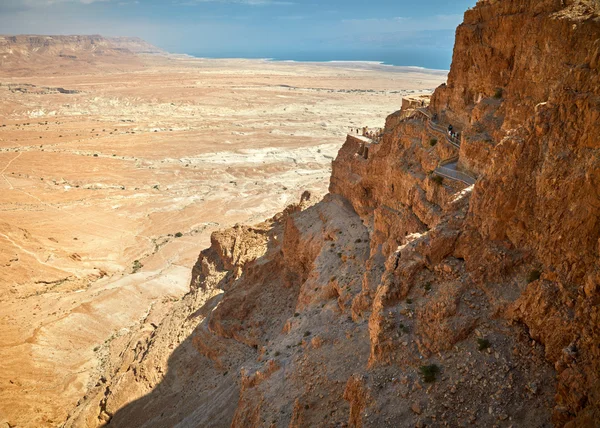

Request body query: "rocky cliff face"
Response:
[106, 37, 165, 55]
[63, 1, 599, 427]
[0, 35, 162, 75]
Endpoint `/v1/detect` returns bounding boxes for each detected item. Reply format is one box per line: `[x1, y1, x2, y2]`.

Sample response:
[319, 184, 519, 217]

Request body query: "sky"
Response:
[0, 0, 477, 69]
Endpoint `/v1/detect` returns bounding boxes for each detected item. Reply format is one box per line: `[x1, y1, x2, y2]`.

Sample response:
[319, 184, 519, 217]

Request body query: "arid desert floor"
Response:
[0, 55, 446, 426]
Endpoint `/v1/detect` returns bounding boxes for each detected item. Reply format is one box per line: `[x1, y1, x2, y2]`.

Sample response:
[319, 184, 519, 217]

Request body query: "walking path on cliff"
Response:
[414, 107, 476, 185]
[434, 161, 476, 185]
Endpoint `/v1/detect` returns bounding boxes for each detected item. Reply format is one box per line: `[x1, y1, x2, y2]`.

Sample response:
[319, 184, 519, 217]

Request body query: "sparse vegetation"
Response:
[132, 260, 143, 273]
[294, 312, 300, 317]
[174, 232, 183, 238]
[406, 298, 413, 304]
[478, 338, 491, 351]
[419, 364, 440, 383]
[432, 175, 444, 185]
[423, 282, 432, 292]
[493, 88, 504, 99]
[527, 269, 541, 283]
[429, 138, 438, 147]
[303, 331, 311, 337]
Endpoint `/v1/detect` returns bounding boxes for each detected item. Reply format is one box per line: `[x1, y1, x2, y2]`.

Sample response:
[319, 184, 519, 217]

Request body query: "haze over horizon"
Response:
[1, 0, 476, 69]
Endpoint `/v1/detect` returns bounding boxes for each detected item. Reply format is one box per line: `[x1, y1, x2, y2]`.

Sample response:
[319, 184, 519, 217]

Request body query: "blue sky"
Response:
[0, 0, 477, 69]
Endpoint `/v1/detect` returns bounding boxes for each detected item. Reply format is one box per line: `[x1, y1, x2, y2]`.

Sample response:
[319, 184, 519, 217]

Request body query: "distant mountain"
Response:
[106, 36, 166, 55]
[0, 35, 165, 75]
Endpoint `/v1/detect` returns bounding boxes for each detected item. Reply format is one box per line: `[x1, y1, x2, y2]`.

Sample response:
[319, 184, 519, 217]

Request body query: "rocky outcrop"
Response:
[61, 1, 599, 427]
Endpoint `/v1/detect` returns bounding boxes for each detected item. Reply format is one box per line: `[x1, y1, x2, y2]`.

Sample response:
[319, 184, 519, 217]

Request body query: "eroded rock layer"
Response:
[63, 0, 599, 427]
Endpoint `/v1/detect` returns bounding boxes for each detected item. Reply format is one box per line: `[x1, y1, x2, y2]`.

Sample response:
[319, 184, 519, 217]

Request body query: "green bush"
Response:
[419, 364, 440, 383]
[432, 175, 444, 185]
[175, 232, 183, 238]
[429, 138, 438, 147]
[493, 88, 503, 99]
[132, 260, 143, 273]
[477, 338, 491, 351]
[527, 269, 541, 283]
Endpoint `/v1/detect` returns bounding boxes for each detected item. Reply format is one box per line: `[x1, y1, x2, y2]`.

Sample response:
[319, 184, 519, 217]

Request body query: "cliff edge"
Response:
[62, 1, 600, 427]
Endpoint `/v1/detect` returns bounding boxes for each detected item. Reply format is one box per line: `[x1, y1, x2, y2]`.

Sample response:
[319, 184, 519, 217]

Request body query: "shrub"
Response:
[406, 299, 413, 304]
[419, 364, 440, 383]
[429, 138, 438, 147]
[303, 331, 311, 337]
[478, 338, 491, 351]
[527, 269, 541, 283]
[432, 175, 444, 185]
[132, 260, 143, 273]
[493, 88, 503, 99]
[294, 312, 300, 317]
[423, 282, 432, 292]
[175, 232, 183, 238]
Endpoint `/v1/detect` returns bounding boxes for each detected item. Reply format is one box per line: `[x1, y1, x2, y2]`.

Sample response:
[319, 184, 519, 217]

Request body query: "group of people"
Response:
[351, 127, 383, 143]
[447, 124, 460, 141]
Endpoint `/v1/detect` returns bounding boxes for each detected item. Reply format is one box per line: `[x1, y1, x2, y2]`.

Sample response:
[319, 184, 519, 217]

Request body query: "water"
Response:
[186, 48, 452, 71]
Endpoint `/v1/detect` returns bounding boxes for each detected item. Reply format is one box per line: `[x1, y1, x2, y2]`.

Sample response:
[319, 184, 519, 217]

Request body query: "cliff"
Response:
[0, 35, 163, 75]
[62, 1, 600, 427]
[106, 37, 166, 55]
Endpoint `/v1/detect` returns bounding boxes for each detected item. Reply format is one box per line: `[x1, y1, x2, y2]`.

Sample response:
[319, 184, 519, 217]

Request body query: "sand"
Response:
[0, 55, 446, 426]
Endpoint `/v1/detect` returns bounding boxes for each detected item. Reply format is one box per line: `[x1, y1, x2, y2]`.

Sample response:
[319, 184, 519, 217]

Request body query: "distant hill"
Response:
[106, 36, 166, 55]
[0, 35, 165, 75]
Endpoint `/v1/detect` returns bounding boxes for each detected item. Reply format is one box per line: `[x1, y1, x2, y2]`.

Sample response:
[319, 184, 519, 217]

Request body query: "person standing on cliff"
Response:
[448, 124, 453, 135]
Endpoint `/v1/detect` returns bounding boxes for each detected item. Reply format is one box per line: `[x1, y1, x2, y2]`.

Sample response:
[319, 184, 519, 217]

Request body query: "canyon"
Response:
[54, 0, 600, 427]
[2, 0, 600, 426]
[0, 36, 445, 426]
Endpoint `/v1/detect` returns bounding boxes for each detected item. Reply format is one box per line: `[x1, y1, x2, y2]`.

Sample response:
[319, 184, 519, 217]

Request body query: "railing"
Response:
[434, 166, 476, 186]
[416, 108, 432, 120]
[439, 155, 459, 166]
[413, 107, 477, 185]
[416, 107, 461, 148]
[428, 121, 461, 148]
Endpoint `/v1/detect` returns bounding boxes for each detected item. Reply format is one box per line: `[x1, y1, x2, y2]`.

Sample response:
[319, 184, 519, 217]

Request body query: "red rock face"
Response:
[61, 1, 599, 427]
[431, 1, 600, 423]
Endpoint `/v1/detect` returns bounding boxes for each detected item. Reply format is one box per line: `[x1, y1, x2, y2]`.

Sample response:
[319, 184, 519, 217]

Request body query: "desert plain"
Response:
[0, 52, 446, 426]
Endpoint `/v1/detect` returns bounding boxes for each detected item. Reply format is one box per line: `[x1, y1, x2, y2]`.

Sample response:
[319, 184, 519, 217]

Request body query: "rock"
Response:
[411, 402, 422, 415]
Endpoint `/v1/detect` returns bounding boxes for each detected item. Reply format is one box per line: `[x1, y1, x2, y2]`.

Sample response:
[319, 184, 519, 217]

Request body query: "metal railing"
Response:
[434, 166, 476, 186]
[416, 107, 461, 148]
[428, 121, 461, 148]
[439, 155, 459, 166]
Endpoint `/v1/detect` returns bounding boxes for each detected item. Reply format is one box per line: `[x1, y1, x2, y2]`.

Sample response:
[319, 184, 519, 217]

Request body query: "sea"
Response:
[186, 48, 452, 71]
